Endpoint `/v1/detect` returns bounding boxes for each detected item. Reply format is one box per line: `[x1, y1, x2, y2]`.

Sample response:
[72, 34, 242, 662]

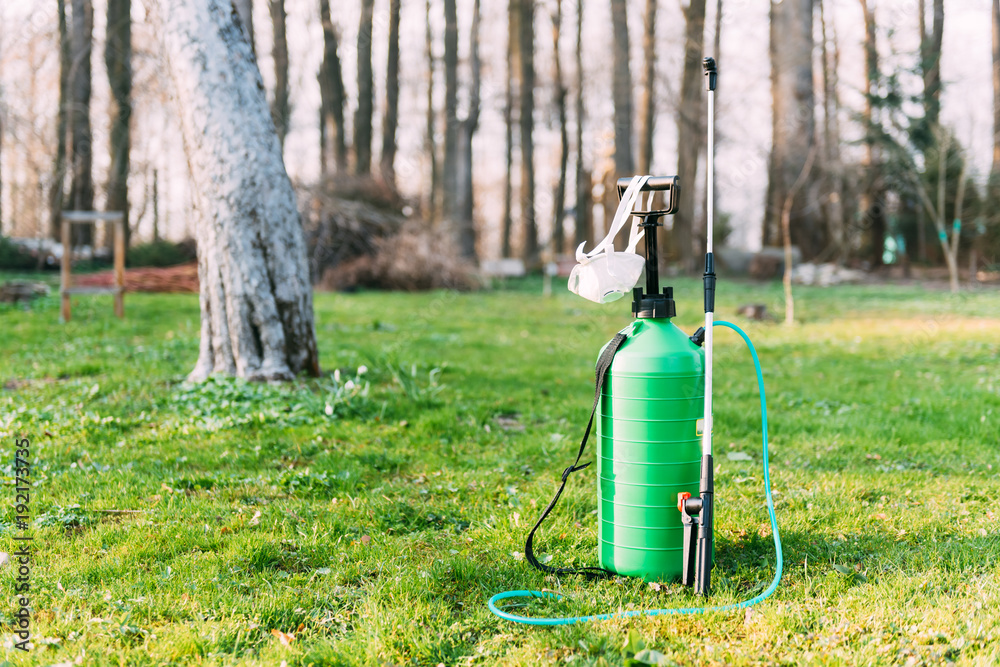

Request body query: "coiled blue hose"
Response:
[487, 320, 782, 625]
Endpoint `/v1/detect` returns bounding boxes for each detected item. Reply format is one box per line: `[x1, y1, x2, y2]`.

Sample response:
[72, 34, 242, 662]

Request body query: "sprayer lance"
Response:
[681, 55, 718, 598]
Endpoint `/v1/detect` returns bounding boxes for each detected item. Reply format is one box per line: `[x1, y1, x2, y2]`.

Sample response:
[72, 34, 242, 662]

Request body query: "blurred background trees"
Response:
[0, 0, 998, 290]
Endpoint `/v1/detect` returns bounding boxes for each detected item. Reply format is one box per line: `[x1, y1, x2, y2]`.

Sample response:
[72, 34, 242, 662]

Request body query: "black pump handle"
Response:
[615, 175, 680, 214]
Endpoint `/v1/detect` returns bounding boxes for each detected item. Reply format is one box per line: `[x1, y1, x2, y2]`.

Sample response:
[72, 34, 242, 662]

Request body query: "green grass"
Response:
[1, 276, 998, 666]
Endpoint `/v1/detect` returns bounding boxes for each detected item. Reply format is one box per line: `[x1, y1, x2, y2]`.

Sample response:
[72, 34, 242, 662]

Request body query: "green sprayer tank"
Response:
[596, 303, 706, 581]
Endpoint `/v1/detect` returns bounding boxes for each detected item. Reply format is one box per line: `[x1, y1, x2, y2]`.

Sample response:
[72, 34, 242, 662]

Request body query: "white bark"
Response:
[153, 0, 319, 381]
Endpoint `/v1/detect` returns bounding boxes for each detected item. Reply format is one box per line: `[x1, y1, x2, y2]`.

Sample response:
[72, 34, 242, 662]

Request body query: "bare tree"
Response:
[782, 145, 816, 325]
[69, 0, 95, 245]
[859, 0, 886, 267]
[918, 0, 944, 132]
[818, 0, 845, 262]
[106, 0, 131, 246]
[426, 0, 439, 224]
[442, 0, 459, 220]
[232, 0, 255, 55]
[154, 0, 319, 382]
[319, 0, 347, 174]
[764, 0, 821, 259]
[610, 0, 633, 179]
[520, 0, 539, 267]
[49, 0, 71, 239]
[381, 0, 401, 186]
[355, 0, 375, 174]
[455, 0, 482, 260]
[994, 0, 1000, 178]
[551, 0, 569, 255]
[574, 0, 592, 249]
[675, 0, 706, 272]
[913, 129, 965, 293]
[502, 0, 519, 257]
[637, 0, 656, 175]
[269, 0, 289, 148]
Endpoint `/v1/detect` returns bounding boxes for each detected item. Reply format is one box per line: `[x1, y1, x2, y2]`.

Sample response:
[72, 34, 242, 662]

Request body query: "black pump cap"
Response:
[633, 285, 677, 319]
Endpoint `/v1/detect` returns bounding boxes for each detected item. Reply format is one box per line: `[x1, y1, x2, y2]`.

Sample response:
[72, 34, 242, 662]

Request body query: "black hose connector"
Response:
[703, 252, 716, 314]
[703, 57, 718, 91]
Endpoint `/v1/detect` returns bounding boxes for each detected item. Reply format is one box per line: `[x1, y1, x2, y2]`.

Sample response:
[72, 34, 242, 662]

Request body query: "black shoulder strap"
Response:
[524, 330, 630, 579]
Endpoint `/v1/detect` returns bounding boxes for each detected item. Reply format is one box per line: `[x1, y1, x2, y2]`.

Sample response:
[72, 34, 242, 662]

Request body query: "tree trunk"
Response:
[637, 0, 656, 175]
[425, 0, 439, 224]
[152, 168, 160, 242]
[858, 0, 886, 267]
[520, 0, 539, 267]
[442, 0, 460, 222]
[818, 0, 845, 263]
[318, 0, 347, 174]
[354, 0, 375, 174]
[610, 0, 633, 178]
[764, 0, 821, 259]
[674, 0, 706, 273]
[105, 0, 131, 247]
[232, 0, 255, 55]
[551, 0, 568, 256]
[574, 0, 591, 249]
[50, 0, 71, 239]
[502, 0, 519, 257]
[154, 0, 319, 382]
[269, 0, 289, 148]
[381, 0, 401, 187]
[992, 0, 1000, 176]
[919, 0, 944, 132]
[456, 0, 481, 261]
[69, 0, 95, 246]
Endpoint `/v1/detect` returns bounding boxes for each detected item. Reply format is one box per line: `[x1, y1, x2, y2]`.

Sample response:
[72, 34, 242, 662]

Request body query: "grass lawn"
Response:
[1, 275, 998, 666]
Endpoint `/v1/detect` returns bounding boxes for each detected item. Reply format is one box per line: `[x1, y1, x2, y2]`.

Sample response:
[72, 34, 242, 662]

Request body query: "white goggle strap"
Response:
[625, 190, 655, 254]
[575, 175, 649, 262]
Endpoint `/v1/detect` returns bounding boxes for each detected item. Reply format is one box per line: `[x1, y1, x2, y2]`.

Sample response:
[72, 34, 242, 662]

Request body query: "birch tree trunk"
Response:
[637, 0, 656, 176]
[154, 0, 319, 382]
[764, 0, 821, 259]
[551, 0, 568, 256]
[69, 0, 95, 245]
[105, 0, 131, 246]
[318, 0, 347, 174]
[675, 0, 706, 273]
[354, 0, 375, 174]
[269, 0, 289, 148]
[380, 0, 401, 187]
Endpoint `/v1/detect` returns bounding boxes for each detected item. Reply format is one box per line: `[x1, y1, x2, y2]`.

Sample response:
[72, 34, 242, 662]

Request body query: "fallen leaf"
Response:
[361, 534, 372, 546]
[249, 511, 262, 526]
[270, 629, 295, 645]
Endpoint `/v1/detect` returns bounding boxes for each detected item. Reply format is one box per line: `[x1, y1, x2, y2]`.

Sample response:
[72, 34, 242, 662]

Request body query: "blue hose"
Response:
[487, 320, 782, 625]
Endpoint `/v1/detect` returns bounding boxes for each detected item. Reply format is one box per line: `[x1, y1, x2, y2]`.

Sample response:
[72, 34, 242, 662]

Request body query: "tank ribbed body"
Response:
[597, 318, 705, 581]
